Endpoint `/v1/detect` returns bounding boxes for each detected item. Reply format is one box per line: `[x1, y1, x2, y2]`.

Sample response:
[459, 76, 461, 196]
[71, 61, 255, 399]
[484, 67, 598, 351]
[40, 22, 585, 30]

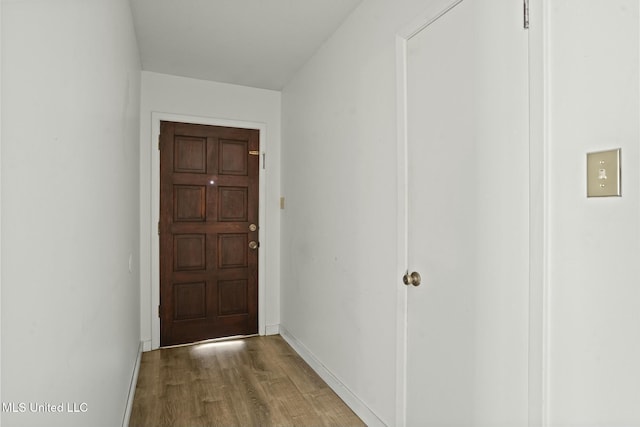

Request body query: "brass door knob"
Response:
[403, 271, 421, 286]
[249, 223, 258, 232]
[249, 241, 259, 250]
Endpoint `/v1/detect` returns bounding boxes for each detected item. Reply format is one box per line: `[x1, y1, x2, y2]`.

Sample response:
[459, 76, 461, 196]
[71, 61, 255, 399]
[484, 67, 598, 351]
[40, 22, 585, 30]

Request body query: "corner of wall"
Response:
[279, 327, 387, 427]
[122, 341, 144, 427]
[265, 324, 280, 335]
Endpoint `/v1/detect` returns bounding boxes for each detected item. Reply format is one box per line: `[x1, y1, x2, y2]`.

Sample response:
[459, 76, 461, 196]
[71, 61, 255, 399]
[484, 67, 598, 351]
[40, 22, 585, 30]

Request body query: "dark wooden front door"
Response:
[160, 121, 259, 346]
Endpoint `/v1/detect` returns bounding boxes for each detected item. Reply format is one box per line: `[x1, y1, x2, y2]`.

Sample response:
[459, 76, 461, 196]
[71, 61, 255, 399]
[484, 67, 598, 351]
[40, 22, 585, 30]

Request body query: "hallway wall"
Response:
[1, 1, 141, 426]
[280, 0, 439, 424]
[281, 0, 640, 425]
[546, 1, 640, 424]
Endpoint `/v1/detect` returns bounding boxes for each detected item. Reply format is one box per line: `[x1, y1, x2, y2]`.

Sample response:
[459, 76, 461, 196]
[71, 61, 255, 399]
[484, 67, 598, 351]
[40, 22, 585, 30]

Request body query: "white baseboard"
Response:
[265, 324, 280, 335]
[122, 341, 143, 427]
[279, 326, 387, 427]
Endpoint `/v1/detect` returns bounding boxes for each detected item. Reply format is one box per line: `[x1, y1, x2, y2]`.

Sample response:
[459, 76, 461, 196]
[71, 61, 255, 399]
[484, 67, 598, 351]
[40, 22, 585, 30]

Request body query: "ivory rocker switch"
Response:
[587, 148, 621, 197]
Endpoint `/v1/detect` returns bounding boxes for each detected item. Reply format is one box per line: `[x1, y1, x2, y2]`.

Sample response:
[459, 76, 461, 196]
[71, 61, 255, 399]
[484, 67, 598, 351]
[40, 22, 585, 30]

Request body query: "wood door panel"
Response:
[173, 185, 206, 222]
[173, 234, 206, 271]
[160, 121, 259, 346]
[173, 282, 207, 321]
[218, 279, 248, 316]
[218, 187, 248, 222]
[173, 136, 207, 173]
[217, 233, 248, 269]
[219, 139, 248, 175]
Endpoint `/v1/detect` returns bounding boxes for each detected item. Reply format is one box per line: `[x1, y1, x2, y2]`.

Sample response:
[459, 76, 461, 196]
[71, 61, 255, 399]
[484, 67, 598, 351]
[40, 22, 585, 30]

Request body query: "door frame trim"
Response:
[394, 3, 464, 425]
[394, 0, 549, 425]
[150, 112, 267, 350]
[525, 0, 551, 424]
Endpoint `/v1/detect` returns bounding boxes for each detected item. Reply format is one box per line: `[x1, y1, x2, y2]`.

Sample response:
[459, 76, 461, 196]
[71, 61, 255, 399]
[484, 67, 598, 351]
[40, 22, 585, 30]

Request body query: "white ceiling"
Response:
[130, 0, 363, 91]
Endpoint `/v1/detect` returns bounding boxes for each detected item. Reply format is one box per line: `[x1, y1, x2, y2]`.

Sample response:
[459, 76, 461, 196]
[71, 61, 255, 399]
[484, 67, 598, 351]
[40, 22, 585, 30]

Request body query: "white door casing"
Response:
[149, 112, 268, 349]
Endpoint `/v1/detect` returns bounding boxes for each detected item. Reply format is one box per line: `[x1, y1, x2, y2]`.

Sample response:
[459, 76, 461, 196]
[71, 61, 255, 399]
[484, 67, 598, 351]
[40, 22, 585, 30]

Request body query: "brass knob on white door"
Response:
[403, 271, 421, 286]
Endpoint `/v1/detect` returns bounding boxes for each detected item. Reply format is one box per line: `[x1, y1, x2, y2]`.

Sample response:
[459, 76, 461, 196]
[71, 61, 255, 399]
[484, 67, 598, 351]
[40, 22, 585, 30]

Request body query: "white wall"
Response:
[280, 0, 442, 424]
[547, 1, 640, 425]
[139, 71, 281, 349]
[1, 0, 141, 426]
[0, 1, 3, 423]
[282, 0, 640, 425]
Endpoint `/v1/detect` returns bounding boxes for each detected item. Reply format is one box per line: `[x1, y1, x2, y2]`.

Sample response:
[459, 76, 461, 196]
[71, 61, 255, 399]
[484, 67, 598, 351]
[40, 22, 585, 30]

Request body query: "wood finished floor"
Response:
[129, 335, 366, 427]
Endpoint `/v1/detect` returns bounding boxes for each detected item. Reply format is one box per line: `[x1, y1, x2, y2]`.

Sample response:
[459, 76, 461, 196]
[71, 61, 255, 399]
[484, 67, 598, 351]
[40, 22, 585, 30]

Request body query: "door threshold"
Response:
[160, 334, 260, 350]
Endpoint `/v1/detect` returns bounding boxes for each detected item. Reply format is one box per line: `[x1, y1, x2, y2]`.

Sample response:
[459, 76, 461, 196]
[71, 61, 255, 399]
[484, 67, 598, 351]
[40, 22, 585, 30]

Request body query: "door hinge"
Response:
[262, 153, 266, 170]
[158, 305, 161, 317]
[158, 135, 161, 150]
[157, 221, 160, 235]
[523, 0, 529, 29]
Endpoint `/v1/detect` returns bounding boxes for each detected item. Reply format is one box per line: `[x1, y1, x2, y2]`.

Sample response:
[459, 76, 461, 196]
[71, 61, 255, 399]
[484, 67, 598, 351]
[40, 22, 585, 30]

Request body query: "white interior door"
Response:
[404, 0, 530, 425]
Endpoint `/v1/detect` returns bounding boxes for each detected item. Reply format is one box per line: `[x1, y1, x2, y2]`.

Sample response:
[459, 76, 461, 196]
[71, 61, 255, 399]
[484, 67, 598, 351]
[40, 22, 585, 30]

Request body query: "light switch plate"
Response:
[587, 148, 621, 197]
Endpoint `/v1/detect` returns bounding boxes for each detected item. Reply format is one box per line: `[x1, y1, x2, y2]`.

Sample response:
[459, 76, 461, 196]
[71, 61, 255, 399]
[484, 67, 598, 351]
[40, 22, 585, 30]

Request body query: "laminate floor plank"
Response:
[129, 335, 366, 427]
